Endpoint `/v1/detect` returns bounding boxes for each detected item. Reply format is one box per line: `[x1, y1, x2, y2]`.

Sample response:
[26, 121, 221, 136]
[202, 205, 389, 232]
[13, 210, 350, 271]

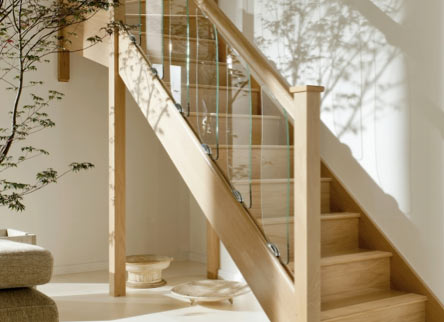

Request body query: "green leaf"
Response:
[69, 162, 95, 172]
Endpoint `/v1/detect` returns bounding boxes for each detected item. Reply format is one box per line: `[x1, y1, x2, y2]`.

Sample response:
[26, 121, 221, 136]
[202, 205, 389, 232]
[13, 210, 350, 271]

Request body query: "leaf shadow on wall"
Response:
[254, 0, 444, 294]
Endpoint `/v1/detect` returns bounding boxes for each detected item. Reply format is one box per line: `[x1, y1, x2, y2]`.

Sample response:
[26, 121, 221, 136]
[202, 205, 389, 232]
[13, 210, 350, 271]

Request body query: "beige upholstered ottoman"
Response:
[0, 239, 58, 322]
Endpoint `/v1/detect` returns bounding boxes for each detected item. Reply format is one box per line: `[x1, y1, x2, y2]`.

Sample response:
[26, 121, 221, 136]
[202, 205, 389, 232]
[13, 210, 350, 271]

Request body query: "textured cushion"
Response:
[0, 240, 53, 289]
[0, 288, 58, 322]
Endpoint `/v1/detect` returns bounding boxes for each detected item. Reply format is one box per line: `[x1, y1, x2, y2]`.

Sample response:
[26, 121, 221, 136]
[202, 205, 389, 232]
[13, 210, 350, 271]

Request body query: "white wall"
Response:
[0, 53, 196, 274]
[188, 194, 207, 263]
[126, 86, 191, 263]
[220, 0, 444, 303]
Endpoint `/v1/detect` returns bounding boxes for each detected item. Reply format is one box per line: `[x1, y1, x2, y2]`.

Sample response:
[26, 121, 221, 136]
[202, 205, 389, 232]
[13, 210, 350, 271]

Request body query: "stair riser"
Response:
[125, 0, 200, 16]
[172, 86, 260, 115]
[322, 300, 425, 322]
[142, 34, 216, 61]
[321, 218, 359, 256]
[256, 215, 358, 262]
[131, 0, 213, 58]
[126, 15, 214, 39]
[152, 59, 226, 86]
[322, 257, 390, 299]
[216, 147, 293, 180]
[150, 59, 251, 88]
[233, 180, 331, 218]
[187, 115, 285, 145]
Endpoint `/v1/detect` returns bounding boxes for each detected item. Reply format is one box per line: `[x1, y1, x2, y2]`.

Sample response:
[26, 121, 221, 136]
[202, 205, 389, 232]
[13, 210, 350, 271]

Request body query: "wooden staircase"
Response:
[218, 153, 427, 321]
[68, 0, 444, 321]
[121, 0, 430, 321]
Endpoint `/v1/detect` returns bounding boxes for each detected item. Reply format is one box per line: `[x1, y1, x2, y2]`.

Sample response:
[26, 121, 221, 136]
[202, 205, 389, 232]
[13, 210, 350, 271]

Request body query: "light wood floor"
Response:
[39, 261, 269, 322]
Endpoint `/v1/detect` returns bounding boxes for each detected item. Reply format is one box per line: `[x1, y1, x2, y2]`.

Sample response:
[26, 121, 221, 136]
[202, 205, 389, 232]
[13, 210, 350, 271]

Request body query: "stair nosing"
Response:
[163, 81, 260, 92]
[321, 213, 360, 221]
[126, 13, 206, 18]
[256, 213, 359, 225]
[232, 178, 332, 185]
[321, 250, 393, 267]
[210, 144, 294, 150]
[147, 54, 228, 67]
[135, 32, 216, 43]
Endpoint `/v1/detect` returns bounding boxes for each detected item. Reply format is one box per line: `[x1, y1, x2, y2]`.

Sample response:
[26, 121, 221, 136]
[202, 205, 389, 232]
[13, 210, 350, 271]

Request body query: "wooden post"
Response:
[109, 0, 126, 297]
[203, 0, 220, 281]
[57, 0, 70, 82]
[57, 47, 70, 82]
[206, 221, 220, 279]
[291, 85, 323, 322]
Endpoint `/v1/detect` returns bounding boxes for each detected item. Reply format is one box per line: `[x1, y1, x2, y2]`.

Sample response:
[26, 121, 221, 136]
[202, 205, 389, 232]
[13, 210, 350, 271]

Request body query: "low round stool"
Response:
[126, 255, 173, 289]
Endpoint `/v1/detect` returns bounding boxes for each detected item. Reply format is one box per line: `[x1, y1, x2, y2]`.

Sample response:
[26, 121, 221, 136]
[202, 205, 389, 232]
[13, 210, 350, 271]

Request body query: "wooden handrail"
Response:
[193, 0, 300, 121]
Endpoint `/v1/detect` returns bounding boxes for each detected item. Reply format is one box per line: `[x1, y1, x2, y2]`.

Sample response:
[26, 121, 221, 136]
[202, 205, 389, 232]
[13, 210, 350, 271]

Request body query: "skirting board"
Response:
[54, 258, 244, 281]
[188, 251, 206, 264]
[53, 251, 202, 276]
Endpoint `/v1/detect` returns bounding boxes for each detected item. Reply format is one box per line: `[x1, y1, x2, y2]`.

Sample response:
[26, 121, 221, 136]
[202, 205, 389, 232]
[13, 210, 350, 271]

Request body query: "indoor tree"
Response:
[0, 0, 119, 211]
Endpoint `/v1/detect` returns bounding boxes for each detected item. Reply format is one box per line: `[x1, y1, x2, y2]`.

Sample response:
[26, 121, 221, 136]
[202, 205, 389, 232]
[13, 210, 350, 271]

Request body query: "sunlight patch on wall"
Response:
[253, 0, 411, 214]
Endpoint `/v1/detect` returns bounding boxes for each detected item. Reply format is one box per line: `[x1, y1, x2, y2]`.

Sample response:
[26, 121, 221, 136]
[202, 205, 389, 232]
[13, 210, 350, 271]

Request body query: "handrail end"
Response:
[290, 85, 325, 94]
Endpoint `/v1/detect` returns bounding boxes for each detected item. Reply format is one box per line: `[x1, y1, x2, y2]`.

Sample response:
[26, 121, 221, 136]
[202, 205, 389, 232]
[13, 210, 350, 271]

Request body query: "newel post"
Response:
[291, 85, 324, 322]
[109, 0, 126, 297]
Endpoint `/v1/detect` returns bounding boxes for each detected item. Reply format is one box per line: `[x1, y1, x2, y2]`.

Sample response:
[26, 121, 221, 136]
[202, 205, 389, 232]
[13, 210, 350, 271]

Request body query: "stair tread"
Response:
[287, 249, 390, 271]
[286, 248, 393, 271]
[210, 144, 294, 150]
[147, 54, 228, 67]
[136, 32, 217, 43]
[126, 0, 150, 3]
[256, 213, 360, 225]
[322, 289, 426, 320]
[322, 250, 392, 267]
[232, 177, 332, 184]
[126, 0, 197, 4]
[164, 81, 260, 92]
[321, 212, 360, 221]
[126, 13, 206, 18]
[189, 112, 281, 120]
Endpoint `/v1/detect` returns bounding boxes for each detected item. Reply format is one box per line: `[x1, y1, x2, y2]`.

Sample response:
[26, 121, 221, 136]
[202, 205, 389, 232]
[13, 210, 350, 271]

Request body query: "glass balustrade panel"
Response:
[125, 0, 293, 270]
